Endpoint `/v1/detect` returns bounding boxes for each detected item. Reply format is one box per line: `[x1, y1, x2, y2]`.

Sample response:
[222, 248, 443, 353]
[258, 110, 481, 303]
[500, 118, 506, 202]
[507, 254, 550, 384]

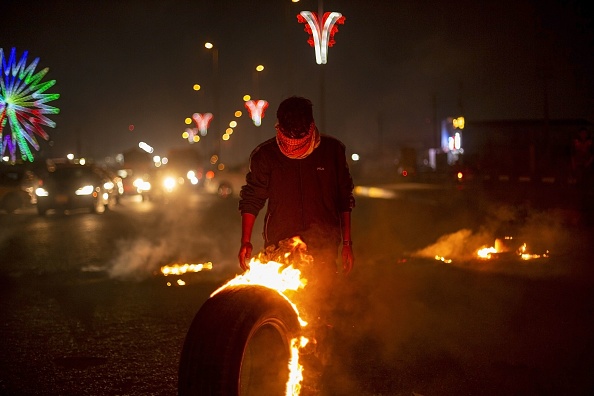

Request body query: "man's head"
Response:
[276, 96, 314, 139]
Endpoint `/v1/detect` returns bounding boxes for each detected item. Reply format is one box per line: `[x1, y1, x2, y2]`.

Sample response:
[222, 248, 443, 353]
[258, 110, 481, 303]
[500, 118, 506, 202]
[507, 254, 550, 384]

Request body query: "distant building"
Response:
[455, 118, 592, 179]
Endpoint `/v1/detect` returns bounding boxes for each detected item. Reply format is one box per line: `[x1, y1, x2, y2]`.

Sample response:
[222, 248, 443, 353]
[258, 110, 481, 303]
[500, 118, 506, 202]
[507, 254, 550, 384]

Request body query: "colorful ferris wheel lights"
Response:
[0, 47, 60, 162]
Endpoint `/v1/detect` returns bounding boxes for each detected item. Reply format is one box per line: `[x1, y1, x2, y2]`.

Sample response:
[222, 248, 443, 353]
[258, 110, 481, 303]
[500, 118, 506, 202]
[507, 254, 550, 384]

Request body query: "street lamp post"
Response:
[296, 1, 345, 133]
[253, 64, 264, 98]
[252, 64, 266, 144]
[204, 42, 220, 158]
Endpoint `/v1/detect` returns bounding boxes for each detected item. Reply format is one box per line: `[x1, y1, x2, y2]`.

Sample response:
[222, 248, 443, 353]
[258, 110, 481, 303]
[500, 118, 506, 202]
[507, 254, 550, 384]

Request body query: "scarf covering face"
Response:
[275, 122, 321, 159]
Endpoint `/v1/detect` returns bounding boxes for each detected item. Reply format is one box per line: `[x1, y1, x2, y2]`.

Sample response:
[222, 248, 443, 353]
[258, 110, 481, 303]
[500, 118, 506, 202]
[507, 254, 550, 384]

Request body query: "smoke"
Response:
[106, 197, 242, 281]
[513, 207, 577, 256]
[108, 238, 169, 281]
[411, 228, 491, 261]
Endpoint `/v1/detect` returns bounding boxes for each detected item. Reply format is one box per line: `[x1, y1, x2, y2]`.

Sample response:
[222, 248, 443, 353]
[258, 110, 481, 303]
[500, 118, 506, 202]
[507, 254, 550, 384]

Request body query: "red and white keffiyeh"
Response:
[275, 122, 321, 159]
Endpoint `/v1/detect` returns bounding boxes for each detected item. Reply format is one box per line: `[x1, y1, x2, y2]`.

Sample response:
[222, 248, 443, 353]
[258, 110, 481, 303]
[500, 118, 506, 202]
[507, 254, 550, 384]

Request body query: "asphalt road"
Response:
[1, 182, 593, 395]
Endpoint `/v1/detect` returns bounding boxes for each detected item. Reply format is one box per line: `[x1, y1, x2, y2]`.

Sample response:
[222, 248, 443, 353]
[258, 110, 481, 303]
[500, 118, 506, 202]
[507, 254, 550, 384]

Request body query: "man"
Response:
[571, 127, 593, 185]
[238, 96, 355, 276]
[238, 97, 354, 392]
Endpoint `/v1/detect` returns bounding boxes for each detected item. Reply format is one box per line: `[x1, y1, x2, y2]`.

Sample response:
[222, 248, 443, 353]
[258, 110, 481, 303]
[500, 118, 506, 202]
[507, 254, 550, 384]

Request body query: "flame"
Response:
[518, 243, 550, 260]
[477, 246, 498, 259]
[476, 238, 549, 260]
[160, 262, 213, 276]
[211, 260, 305, 297]
[211, 237, 312, 395]
[286, 336, 309, 396]
[434, 255, 452, 263]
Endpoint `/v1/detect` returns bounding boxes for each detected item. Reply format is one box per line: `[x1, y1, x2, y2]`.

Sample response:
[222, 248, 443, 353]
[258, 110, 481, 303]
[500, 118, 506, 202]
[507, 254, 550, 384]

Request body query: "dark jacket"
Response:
[239, 134, 355, 248]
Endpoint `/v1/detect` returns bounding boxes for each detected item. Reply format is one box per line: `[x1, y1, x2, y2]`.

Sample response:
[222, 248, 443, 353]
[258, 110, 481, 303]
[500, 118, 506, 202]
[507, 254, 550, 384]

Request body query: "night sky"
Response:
[2, 0, 593, 166]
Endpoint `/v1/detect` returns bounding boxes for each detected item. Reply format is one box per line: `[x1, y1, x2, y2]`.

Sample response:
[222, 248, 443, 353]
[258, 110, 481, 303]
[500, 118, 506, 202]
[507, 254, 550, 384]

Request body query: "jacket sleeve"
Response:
[336, 141, 355, 212]
[238, 147, 269, 216]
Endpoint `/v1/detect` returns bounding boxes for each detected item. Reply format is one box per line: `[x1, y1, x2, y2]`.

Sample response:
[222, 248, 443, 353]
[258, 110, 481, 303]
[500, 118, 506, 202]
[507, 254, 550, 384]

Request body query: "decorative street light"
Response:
[296, 4, 345, 133]
[182, 128, 200, 143]
[248, 64, 268, 127]
[244, 100, 269, 127]
[297, 9, 345, 65]
[192, 112, 213, 136]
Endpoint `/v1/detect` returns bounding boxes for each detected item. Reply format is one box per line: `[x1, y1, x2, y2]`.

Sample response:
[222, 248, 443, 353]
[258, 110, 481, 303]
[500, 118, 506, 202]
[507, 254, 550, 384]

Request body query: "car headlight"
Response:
[35, 187, 49, 197]
[75, 185, 95, 195]
[163, 177, 176, 192]
[104, 181, 114, 190]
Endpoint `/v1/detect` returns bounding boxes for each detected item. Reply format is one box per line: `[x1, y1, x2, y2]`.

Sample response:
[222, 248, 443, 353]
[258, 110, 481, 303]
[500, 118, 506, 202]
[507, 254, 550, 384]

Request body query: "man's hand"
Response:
[239, 213, 256, 271]
[238, 242, 253, 271]
[341, 245, 354, 274]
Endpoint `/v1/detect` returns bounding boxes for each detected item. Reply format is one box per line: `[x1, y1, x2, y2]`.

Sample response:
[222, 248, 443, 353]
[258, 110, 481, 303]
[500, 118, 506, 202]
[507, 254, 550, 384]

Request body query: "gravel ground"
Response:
[1, 183, 593, 395]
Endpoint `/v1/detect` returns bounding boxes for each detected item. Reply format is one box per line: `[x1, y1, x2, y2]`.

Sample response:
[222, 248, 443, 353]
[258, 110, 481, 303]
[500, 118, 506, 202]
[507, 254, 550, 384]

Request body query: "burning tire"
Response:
[178, 284, 301, 396]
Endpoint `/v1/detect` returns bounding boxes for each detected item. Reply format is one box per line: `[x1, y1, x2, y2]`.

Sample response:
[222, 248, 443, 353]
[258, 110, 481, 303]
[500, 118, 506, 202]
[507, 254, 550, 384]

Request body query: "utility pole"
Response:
[432, 93, 438, 148]
[318, 0, 326, 132]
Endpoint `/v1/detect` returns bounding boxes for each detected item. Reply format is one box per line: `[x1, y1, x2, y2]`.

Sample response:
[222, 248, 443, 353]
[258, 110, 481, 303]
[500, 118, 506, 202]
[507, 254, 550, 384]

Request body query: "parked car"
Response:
[115, 168, 155, 200]
[96, 167, 124, 203]
[0, 165, 39, 213]
[35, 164, 118, 215]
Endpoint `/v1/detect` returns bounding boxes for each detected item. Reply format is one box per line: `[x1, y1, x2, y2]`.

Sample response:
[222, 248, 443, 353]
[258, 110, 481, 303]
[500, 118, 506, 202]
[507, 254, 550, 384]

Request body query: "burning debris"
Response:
[434, 255, 453, 264]
[413, 229, 550, 266]
[474, 236, 549, 261]
[160, 262, 213, 276]
[159, 262, 214, 287]
[476, 237, 550, 261]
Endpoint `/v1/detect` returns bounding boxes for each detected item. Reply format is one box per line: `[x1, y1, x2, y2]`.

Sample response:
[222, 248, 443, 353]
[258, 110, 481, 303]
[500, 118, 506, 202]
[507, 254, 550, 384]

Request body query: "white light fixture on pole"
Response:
[297, 9, 345, 65]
